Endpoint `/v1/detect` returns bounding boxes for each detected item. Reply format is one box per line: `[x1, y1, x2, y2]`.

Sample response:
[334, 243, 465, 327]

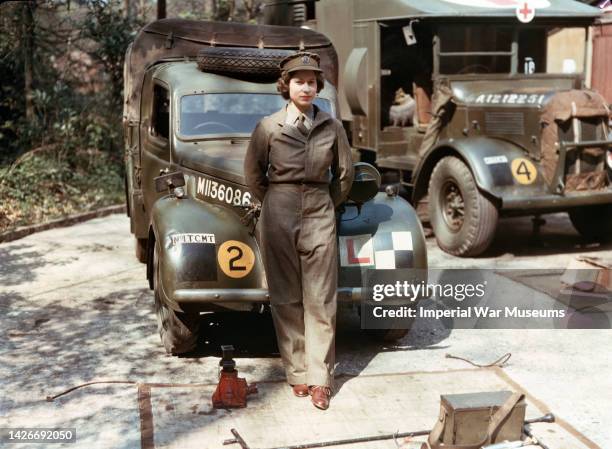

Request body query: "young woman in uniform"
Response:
[244, 52, 354, 410]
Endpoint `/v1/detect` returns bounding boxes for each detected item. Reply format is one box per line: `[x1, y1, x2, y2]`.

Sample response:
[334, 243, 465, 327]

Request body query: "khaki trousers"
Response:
[271, 298, 336, 388]
[261, 184, 338, 388]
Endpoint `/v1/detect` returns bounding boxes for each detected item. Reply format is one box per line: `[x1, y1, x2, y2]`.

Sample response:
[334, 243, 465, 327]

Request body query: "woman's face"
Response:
[288, 70, 317, 110]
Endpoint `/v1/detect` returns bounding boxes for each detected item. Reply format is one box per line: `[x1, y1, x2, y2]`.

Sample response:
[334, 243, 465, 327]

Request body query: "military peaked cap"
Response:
[279, 51, 322, 73]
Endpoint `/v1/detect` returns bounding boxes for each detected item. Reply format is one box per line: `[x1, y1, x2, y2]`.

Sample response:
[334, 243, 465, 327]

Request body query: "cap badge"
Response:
[302, 55, 310, 64]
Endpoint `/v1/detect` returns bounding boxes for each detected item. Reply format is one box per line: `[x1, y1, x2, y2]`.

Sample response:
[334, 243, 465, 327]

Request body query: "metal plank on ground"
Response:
[141, 368, 599, 449]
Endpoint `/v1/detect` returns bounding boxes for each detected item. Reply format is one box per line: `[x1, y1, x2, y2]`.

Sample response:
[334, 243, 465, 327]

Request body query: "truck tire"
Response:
[153, 242, 200, 355]
[568, 205, 612, 242]
[135, 238, 148, 264]
[428, 156, 498, 256]
[357, 306, 410, 342]
[197, 47, 293, 80]
[364, 328, 409, 342]
[124, 174, 130, 218]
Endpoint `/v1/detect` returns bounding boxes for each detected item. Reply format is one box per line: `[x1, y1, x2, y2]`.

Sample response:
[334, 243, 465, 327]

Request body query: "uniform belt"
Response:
[270, 181, 328, 186]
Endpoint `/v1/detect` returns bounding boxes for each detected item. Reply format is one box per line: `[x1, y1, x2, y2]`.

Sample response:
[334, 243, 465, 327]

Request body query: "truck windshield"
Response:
[438, 24, 586, 76]
[439, 25, 514, 74]
[179, 93, 333, 137]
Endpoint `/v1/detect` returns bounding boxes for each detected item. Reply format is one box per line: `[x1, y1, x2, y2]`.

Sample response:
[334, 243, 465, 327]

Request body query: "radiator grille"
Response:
[293, 4, 306, 24]
[558, 118, 605, 142]
[484, 111, 525, 136]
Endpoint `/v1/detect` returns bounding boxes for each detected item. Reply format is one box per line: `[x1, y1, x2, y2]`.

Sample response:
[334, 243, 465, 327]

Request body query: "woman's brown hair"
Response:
[276, 70, 325, 100]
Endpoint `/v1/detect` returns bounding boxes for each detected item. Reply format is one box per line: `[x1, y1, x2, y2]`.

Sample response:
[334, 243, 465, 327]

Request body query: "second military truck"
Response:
[265, 0, 612, 256]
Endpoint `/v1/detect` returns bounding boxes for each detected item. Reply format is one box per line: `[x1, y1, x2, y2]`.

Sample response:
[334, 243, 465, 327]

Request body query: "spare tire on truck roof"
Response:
[196, 47, 295, 82]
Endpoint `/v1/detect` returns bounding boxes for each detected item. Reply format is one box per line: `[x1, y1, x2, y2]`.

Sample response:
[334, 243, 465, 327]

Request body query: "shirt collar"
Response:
[286, 102, 314, 125]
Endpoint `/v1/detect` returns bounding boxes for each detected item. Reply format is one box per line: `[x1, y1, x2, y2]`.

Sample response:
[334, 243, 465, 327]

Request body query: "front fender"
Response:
[413, 137, 549, 206]
[151, 196, 265, 311]
[337, 192, 427, 289]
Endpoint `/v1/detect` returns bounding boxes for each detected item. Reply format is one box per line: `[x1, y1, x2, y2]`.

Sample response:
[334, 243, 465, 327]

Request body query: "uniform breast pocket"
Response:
[311, 133, 335, 174]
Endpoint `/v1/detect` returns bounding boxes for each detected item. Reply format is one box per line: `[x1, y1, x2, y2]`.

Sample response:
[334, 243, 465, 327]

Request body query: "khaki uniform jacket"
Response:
[244, 105, 354, 208]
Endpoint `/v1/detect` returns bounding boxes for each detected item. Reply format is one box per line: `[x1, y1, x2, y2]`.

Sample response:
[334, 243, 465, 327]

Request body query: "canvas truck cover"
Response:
[540, 90, 610, 190]
[341, 0, 602, 21]
[123, 18, 338, 124]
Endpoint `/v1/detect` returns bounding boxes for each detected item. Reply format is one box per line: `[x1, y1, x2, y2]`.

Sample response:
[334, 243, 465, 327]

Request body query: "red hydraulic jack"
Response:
[212, 345, 258, 409]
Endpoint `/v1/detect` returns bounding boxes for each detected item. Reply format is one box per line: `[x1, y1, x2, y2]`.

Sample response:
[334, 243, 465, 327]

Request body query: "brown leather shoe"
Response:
[309, 385, 332, 410]
[291, 384, 309, 397]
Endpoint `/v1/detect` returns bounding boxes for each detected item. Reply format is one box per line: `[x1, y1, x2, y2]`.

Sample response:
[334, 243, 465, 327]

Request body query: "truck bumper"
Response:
[502, 189, 612, 212]
[174, 287, 366, 304]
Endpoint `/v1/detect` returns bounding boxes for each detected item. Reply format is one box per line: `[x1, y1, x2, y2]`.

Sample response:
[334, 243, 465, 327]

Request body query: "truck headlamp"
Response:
[173, 186, 186, 199]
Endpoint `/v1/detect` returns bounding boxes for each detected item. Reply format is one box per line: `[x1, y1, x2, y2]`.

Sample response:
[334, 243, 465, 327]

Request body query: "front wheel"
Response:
[153, 242, 200, 355]
[568, 205, 612, 242]
[428, 156, 498, 256]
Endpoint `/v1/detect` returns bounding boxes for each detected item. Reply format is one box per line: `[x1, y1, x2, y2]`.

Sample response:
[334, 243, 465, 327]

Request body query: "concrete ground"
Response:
[0, 212, 610, 448]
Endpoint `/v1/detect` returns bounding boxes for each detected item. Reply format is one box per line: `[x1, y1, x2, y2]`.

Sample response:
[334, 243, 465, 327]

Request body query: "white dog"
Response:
[389, 87, 415, 127]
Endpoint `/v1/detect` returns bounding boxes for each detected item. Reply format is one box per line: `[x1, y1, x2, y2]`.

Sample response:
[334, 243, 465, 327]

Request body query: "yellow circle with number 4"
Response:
[218, 240, 255, 278]
[511, 158, 537, 185]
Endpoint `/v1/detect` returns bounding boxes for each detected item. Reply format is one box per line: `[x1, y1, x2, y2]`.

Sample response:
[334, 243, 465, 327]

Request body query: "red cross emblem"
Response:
[516, 1, 535, 22]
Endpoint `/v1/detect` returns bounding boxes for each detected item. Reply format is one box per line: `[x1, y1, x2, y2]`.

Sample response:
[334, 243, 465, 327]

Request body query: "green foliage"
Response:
[0, 0, 265, 233]
[1, 0, 138, 159]
[80, 0, 141, 108]
[0, 150, 124, 231]
[214, 0, 232, 21]
[0, 0, 141, 232]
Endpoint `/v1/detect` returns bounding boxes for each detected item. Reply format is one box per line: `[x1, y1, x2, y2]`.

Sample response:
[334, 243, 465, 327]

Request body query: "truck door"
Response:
[140, 78, 172, 213]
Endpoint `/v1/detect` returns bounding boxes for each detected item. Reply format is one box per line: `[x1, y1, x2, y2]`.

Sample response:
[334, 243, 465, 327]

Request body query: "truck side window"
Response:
[152, 84, 170, 140]
[518, 28, 547, 74]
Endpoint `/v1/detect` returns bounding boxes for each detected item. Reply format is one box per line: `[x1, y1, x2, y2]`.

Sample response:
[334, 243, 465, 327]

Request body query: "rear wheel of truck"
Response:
[568, 205, 612, 242]
[124, 174, 130, 218]
[428, 156, 498, 257]
[135, 238, 148, 264]
[153, 242, 200, 355]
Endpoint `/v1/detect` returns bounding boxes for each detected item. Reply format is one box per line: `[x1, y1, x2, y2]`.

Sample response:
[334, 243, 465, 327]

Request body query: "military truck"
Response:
[123, 19, 427, 354]
[264, 0, 612, 256]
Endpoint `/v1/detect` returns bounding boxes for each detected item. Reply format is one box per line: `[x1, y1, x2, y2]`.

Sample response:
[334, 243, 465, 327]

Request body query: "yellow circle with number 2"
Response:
[511, 158, 537, 185]
[218, 240, 255, 278]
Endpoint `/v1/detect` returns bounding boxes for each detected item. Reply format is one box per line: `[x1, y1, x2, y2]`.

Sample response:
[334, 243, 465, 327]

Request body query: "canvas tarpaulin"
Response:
[417, 83, 454, 157]
[539, 89, 610, 190]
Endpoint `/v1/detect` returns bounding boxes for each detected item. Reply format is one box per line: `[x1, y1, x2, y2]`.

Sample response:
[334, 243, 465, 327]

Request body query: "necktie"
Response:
[296, 113, 309, 136]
